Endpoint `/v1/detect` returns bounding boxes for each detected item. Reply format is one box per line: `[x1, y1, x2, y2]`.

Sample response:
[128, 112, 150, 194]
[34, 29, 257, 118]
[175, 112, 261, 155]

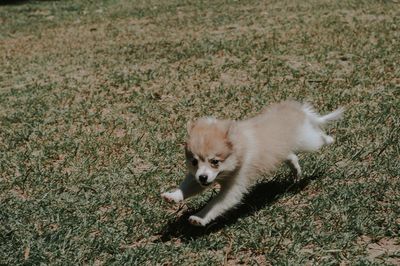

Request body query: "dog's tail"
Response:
[302, 103, 344, 125]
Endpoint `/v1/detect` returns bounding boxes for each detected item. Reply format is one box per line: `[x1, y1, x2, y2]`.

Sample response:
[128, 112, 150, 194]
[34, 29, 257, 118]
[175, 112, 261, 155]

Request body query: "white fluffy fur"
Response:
[162, 101, 343, 226]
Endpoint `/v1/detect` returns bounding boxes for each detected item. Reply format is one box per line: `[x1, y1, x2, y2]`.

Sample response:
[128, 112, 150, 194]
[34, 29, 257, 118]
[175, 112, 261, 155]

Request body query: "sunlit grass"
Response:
[0, 0, 399, 264]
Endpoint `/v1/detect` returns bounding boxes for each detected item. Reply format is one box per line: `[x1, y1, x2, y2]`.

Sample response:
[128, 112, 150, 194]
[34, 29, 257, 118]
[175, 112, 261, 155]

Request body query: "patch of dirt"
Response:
[128, 156, 153, 174]
[93, 259, 105, 266]
[220, 69, 252, 87]
[225, 250, 268, 265]
[113, 128, 126, 138]
[120, 234, 163, 249]
[326, 51, 355, 77]
[300, 243, 316, 254]
[279, 55, 324, 75]
[339, 10, 390, 28]
[358, 236, 400, 264]
[11, 187, 29, 201]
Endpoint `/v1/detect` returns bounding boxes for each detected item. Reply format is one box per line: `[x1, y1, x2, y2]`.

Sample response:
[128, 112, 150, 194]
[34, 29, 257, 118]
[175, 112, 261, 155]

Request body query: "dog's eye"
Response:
[191, 158, 198, 166]
[210, 159, 220, 166]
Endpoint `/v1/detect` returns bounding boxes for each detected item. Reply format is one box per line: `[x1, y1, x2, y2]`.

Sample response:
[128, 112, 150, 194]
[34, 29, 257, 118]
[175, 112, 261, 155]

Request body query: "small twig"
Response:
[323, 249, 342, 253]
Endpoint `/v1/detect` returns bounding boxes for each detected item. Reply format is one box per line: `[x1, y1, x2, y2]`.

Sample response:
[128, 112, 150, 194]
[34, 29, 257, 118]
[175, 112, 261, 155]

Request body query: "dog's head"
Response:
[185, 117, 238, 187]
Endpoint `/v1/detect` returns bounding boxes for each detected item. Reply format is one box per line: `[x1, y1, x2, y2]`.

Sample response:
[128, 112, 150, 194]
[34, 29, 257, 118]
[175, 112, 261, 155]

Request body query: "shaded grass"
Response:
[1, 0, 399, 264]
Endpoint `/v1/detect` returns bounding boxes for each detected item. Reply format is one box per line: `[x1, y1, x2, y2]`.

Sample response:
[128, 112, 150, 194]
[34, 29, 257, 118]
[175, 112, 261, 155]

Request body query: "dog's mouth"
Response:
[200, 181, 212, 187]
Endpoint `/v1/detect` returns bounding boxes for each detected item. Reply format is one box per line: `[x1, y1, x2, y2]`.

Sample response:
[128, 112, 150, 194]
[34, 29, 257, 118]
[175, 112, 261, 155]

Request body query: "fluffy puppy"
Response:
[162, 101, 343, 226]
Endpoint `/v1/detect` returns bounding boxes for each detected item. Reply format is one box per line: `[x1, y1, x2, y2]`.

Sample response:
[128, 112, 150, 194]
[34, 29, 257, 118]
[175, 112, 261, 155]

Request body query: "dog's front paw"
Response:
[294, 169, 302, 181]
[161, 189, 183, 203]
[188, 215, 207, 226]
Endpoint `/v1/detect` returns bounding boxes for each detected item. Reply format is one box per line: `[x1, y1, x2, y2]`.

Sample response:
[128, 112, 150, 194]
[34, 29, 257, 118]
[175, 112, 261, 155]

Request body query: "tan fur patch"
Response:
[187, 119, 232, 161]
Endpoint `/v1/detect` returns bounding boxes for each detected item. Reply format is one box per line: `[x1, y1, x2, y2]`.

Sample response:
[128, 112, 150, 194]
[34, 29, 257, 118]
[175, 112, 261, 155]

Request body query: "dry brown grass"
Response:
[1, 0, 399, 264]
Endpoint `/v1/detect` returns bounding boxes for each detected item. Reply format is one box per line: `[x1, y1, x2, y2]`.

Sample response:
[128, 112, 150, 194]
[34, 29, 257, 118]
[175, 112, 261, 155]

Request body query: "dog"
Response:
[161, 101, 343, 226]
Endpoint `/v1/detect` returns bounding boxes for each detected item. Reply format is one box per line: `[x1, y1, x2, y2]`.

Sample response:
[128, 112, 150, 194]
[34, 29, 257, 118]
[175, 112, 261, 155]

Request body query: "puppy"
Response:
[161, 101, 343, 226]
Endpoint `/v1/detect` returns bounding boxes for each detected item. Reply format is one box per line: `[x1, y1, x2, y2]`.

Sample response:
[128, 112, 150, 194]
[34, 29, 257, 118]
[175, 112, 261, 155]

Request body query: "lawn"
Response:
[0, 0, 399, 264]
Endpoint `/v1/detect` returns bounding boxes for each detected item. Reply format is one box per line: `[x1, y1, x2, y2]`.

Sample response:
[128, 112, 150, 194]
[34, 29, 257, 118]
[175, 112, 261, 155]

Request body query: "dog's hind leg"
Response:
[161, 173, 205, 203]
[286, 153, 301, 180]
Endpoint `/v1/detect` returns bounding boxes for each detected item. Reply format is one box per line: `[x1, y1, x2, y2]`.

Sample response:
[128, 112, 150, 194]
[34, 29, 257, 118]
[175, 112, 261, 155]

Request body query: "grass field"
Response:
[1, 0, 399, 264]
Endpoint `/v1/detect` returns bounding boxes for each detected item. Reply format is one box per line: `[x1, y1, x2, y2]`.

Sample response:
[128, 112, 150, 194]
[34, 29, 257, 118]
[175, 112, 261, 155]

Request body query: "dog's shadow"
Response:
[0, 0, 29, 6]
[158, 172, 323, 242]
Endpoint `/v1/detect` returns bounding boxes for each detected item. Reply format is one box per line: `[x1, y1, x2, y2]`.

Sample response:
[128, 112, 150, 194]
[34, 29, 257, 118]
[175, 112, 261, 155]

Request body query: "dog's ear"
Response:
[179, 141, 187, 148]
[183, 141, 190, 151]
[224, 120, 235, 148]
[223, 120, 234, 136]
[186, 119, 195, 135]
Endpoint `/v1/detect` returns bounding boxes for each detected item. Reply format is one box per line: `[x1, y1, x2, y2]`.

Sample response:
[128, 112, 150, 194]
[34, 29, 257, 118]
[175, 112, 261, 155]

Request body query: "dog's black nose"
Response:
[199, 175, 208, 183]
